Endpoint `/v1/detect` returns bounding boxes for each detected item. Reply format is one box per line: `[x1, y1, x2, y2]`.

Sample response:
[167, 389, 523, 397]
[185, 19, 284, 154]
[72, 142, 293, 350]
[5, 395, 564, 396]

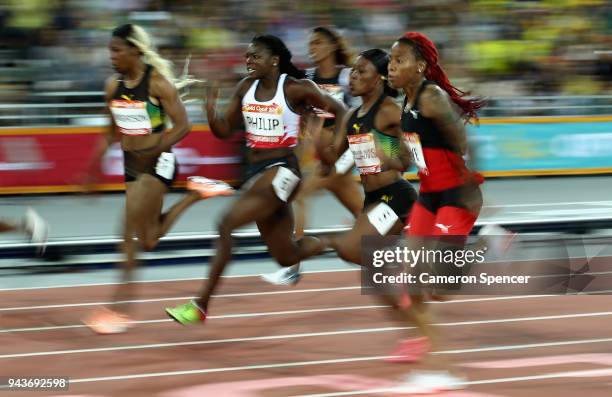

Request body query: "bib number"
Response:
[155, 152, 176, 180]
[110, 100, 153, 135]
[348, 133, 381, 175]
[403, 132, 428, 173]
[367, 202, 399, 235]
[272, 167, 300, 202]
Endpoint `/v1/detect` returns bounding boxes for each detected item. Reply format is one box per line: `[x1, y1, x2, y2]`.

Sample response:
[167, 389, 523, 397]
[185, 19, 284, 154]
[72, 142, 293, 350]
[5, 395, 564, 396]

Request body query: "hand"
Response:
[76, 168, 102, 195]
[317, 162, 333, 177]
[303, 111, 324, 142]
[204, 82, 220, 115]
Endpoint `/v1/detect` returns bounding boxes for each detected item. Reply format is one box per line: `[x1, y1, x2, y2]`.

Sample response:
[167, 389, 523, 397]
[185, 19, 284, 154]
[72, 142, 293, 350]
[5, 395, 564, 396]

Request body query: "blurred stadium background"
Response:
[1, 0, 610, 123]
[0, 0, 610, 193]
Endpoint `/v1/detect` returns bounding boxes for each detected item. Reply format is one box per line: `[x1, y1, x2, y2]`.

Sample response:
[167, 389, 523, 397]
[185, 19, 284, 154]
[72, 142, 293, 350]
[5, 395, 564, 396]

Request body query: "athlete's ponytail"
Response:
[399, 32, 485, 122]
[112, 24, 198, 91]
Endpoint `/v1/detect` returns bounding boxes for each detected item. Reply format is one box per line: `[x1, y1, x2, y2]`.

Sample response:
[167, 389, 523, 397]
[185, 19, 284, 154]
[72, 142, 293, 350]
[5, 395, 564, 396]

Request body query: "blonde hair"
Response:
[113, 24, 200, 93]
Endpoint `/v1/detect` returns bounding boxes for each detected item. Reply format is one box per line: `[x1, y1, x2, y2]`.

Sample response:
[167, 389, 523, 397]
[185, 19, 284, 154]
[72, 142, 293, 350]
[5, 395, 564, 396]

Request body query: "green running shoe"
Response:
[165, 300, 207, 325]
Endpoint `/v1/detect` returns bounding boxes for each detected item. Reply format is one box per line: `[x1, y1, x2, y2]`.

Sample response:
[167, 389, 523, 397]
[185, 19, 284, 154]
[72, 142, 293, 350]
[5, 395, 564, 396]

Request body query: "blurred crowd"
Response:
[0, 0, 610, 107]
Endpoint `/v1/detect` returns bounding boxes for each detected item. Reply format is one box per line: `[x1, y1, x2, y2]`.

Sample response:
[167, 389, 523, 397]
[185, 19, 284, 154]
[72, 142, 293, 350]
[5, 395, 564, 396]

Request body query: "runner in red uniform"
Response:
[386, 31, 485, 392]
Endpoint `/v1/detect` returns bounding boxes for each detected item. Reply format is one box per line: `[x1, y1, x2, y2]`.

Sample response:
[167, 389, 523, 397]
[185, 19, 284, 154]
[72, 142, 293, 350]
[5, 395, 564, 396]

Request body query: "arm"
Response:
[88, 76, 119, 172]
[205, 78, 251, 139]
[419, 85, 467, 155]
[287, 79, 348, 139]
[150, 71, 191, 152]
[317, 108, 352, 166]
[80, 76, 119, 191]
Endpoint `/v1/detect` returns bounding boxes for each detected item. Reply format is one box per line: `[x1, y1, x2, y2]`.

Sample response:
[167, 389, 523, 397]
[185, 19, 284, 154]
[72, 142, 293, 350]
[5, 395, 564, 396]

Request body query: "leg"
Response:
[260, 168, 330, 285]
[195, 169, 285, 311]
[257, 202, 327, 268]
[293, 171, 327, 240]
[327, 172, 364, 218]
[325, 202, 433, 358]
[82, 179, 162, 334]
[0, 220, 21, 233]
[112, 176, 167, 313]
[379, 200, 438, 359]
[154, 190, 202, 240]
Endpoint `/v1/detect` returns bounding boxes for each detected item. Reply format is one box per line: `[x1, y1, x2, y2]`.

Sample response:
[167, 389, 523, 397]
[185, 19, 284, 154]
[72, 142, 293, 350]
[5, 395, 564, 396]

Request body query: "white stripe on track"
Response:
[3, 311, 612, 357]
[0, 268, 358, 292]
[293, 368, 612, 397]
[0, 305, 386, 336]
[57, 337, 612, 384]
[0, 286, 362, 312]
[3, 288, 611, 313]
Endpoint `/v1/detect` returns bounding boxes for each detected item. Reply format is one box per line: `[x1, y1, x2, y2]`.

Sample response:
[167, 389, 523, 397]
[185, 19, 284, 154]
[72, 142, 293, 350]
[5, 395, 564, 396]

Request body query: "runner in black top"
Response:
[82, 24, 226, 334]
[317, 49, 415, 264]
[386, 31, 486, 391]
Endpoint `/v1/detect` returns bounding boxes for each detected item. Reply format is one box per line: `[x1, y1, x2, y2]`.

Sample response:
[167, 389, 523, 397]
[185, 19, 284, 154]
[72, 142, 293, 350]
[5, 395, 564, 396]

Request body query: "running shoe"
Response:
[165, 300, 207, 325]
[82, 307, 132, 335]
[478, 224, 517, 259]
[260, 266, 302, 286]
[187, 176, 234, 199]
[392, 370, 466, 394]
[24, 208, 49, 255]
[385, 337, 431, 363]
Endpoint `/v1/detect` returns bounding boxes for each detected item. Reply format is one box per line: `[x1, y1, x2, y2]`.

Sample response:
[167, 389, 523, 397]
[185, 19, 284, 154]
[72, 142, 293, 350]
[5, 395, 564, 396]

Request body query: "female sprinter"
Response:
[386, 31, 486, 391]
[165, 35, 346, 324]
[317, 48, 416, 265]
[83, 24, 231, 334]
[261, 26, 363, 285]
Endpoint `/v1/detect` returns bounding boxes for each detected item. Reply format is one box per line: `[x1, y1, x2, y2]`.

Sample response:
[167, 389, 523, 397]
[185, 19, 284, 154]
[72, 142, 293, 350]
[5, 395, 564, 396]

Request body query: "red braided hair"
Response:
[400, 32, 485, 122]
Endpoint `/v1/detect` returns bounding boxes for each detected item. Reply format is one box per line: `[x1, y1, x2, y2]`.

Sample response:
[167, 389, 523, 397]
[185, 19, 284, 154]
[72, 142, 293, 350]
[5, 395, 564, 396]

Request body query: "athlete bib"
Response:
[243, 103, 286, 148]
[403, 132, 428, 174]
[348, 133, 381, 175]
[110, 100, 153, 135]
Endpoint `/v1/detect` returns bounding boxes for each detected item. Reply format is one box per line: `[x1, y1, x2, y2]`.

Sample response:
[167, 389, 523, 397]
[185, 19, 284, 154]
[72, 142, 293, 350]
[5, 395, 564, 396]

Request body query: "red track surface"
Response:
[1, 270, 611, 396]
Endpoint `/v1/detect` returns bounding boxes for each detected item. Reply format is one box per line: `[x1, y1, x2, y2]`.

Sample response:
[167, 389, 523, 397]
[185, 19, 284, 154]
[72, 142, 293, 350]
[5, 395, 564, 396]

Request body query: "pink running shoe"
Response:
[187, 176, 234, 199]
[83, 307, 133, 335]
[385, 337, 431, 363]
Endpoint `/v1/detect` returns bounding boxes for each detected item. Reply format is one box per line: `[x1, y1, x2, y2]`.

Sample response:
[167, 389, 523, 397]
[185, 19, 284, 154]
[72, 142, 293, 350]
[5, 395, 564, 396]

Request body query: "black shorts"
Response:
[242, 153, 301, 188]
[417, 184, 482, 214]
[363, 179, 417, 221]
[124, 151, 178, 187]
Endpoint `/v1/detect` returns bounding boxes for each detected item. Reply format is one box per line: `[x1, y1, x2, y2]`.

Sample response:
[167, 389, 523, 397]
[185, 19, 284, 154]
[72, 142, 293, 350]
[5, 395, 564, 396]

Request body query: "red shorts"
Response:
[404, 184, 482, 237]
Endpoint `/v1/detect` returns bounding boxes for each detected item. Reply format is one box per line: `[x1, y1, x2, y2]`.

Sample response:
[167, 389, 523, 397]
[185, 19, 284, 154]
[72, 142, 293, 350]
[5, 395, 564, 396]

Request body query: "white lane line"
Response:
[0, 268, 359, 292]
[293, 368, 612, 397]
[0, 286, 362, 312]
[59, 337, 612, 384]
[3, 293, 611, 334]
[4, 287, 611, 313]
[486, 200, 612, 208]
[0, 327, 402, 359]
[3, 311, 612, 357]
[0, 305, 386, 335]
